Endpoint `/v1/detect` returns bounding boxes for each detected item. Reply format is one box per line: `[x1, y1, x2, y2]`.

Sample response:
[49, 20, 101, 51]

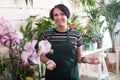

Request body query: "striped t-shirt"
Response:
[42, 28, 83, 47]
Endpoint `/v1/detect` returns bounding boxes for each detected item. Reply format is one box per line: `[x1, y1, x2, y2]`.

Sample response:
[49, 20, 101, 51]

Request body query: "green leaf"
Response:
[25, 0, 33, 7]
[25, 0, 28, 6]
[80, 0, 96, 7]
[29, 0, 33, 7]
[25, 21, 32, 31]
[20, 25, 24, 33]
[71, 15, 78, 23]
[27, 15, 38, 22]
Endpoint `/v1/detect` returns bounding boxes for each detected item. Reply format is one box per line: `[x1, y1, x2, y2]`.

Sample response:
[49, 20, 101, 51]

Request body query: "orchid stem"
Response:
[38, 57, 41, 80]
[9, 39, 15, 80]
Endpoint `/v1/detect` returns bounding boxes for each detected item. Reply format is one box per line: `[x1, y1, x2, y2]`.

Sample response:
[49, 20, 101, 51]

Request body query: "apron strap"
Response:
[67, 28, 70, 41]
[67, 28, 72, 41]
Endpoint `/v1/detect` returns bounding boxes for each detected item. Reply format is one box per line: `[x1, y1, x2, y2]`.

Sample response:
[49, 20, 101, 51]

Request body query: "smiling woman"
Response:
[40, 4, 100, 80]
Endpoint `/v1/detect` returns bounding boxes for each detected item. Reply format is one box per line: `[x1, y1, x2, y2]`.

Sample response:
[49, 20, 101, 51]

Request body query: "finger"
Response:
[46, 61, 51, 65]
[94, 60, 101, 64]
[47, 65, 53, 70]
[92, 57, 98, 60]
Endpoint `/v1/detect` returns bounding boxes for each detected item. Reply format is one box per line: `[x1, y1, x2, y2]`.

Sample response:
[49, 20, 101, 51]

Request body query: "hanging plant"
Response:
[25, 0, 33, 7]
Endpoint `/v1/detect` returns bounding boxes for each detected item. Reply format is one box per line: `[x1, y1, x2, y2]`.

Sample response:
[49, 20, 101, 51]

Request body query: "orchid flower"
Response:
[38, 40, 51, 55]
[10, 31, 24, 44]
[0, 17, 23, 48]
[21, 40, 38, 64]
[21, 40, 52, 65]
[0, 17, 14, 35]
[0, 17, 24, 80]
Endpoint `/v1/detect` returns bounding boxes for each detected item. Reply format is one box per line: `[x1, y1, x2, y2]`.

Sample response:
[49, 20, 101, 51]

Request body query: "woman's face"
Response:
[53, 8, 68, 27]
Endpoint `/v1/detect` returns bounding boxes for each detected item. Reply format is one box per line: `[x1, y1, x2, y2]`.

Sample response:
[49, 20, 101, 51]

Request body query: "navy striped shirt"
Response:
[42, 28, 83, 47]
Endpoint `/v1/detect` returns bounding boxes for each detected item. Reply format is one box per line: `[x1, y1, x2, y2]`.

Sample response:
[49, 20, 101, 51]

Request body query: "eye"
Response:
[53, 13, 58, 17]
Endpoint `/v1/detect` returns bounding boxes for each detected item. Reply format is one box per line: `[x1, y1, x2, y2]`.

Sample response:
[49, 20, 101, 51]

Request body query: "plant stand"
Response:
[79, 48, 110, 80]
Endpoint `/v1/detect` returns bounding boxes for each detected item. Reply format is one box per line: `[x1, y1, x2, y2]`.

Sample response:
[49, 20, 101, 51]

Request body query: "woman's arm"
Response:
[76, 46, 84, 63]
[40, 55, 56, 70]
[76, 46, 100, 64]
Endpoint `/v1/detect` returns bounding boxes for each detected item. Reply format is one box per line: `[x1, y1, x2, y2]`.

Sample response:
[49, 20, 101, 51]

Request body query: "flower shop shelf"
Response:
[79, 48, 110, 80]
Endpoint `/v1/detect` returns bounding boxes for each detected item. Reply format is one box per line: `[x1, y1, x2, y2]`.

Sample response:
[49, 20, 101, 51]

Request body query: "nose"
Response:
[57, 14, 62, 19]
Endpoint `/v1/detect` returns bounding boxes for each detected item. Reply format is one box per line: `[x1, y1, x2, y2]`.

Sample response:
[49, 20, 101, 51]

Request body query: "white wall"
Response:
[0, 0, 86, 29]
[0, 0, 68, 29]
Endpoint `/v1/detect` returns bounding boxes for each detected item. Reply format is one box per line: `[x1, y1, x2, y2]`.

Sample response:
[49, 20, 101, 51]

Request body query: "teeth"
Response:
[58, 20, 62, 23]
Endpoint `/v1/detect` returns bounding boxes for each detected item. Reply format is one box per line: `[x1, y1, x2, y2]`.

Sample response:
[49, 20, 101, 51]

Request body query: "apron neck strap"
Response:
[67, 28, 70, 41]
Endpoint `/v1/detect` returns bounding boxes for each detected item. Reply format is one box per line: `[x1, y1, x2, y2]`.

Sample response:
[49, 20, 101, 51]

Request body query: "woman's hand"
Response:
[85, 57, 101, 64]
[46, 60, 56, 70]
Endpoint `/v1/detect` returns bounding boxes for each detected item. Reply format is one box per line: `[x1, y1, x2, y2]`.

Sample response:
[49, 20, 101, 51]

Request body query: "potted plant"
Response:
[20, 15, 56, 80]
[99, 0, 120, 52]
[84, 7, 105, 50]
[0, 16, 54, 80]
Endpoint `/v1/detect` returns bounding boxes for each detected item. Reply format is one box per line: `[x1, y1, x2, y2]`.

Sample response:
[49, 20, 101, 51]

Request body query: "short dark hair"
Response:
[49, 4, 70, 20]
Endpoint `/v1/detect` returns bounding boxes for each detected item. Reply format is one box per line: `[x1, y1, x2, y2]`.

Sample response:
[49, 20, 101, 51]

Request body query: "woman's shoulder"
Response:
[44, 28, 54, 32]
[69, 28, 81, 35]
[43, 28, 54, 34]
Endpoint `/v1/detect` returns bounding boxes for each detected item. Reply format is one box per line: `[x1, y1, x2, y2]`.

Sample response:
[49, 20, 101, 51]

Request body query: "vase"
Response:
[83, 43, 92, 51]
[91, 42, 97, 50]
[97, 40, 103, 49]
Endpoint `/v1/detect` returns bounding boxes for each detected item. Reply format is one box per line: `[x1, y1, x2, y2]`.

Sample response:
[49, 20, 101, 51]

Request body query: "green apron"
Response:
[45, 29, 80, 80]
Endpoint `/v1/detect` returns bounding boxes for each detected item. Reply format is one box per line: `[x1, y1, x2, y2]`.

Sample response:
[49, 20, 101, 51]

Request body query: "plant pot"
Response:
[97, 40, 103, 49]
[83, 43, 92, 51]
[91, 42, 97, 50]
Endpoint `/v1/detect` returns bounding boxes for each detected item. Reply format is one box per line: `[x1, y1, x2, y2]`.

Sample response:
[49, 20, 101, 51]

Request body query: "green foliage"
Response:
[84, 7, 105, 43]
[25, 0, 33, 7]
[35, 16, 56, 40]
[20, 15, 37, 41]
[20, 15, 56, 41]
[68, 14, 91, 45]
[80, 0, 97, 7]
[85, 21, 104, 43]
[0, 60, 9, 74]
[99, 0, 120, 51]
[68, 14, 83, 32]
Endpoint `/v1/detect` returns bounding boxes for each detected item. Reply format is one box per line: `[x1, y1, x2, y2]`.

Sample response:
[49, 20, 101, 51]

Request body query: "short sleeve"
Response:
[77, 33, 83, 47]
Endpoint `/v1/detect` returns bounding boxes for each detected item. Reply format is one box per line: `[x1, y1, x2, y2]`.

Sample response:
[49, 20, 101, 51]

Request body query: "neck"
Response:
[56, 26, 68, 32]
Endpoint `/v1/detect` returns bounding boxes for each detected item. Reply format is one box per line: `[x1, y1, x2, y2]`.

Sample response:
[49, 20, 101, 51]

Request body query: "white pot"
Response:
[91, 42, 97, 50]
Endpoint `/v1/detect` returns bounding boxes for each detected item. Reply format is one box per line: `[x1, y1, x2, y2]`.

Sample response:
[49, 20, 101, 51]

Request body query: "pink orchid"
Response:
[21, 40, 39, 64]
[0, 35, 11, 46]
[23, 40, 37, 51]
[10, 31, 23, 44]
[21, 50, 38, 64]
[0, 17, 23, 47]
[21, 40, 52, 64]
[0, 17, 14, 35]
[29, 52, 39, 64]
[38, 40, 51, 55]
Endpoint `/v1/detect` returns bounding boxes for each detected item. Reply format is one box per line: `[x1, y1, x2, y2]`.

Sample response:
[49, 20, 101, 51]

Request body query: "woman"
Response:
[40, 4, 100, 80]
